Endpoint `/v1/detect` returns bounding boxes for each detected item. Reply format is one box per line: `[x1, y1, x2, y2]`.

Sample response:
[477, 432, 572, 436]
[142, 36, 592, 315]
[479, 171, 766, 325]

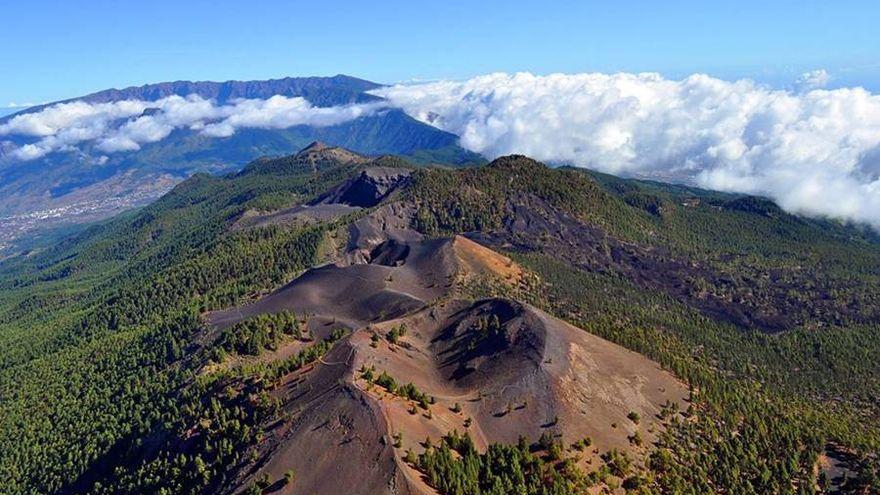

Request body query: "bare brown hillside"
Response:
[203, 197, 687, 494]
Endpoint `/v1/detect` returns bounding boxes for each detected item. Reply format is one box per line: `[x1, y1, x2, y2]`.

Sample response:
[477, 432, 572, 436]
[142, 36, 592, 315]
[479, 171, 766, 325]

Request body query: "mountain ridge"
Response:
[0, 74, 382, 121]
[0, 76, 483, 250]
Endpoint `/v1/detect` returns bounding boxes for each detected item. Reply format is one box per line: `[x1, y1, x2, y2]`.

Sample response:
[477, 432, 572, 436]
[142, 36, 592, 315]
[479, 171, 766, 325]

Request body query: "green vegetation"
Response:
[215, 310, 300, 356]
[416, 431, 589, 495]
[571, 437, 591, 451]
[226, 325, 347, 383]
[499, 251, 880, 493]
[509, 254, 880, 492]
[385, 323, 408, 344]
[0, 155, 360, 494]
[408, 158, 880, 492]
[411, 159, 880, 334]
[2, 151, 880, 494]
[365, 368, 432, 409]
[409, 155, 653, 242]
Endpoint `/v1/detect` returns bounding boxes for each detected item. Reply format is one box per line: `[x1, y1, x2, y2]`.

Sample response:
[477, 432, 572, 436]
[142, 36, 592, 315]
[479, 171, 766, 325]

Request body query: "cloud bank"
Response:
[0, 95, 384, 160]
[4, 102, 43, 109]
[371, 72, 880, 228]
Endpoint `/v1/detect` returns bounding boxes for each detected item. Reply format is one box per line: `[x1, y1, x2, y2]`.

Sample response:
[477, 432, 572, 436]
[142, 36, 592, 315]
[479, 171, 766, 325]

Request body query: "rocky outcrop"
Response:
[315, 165, 412, 208]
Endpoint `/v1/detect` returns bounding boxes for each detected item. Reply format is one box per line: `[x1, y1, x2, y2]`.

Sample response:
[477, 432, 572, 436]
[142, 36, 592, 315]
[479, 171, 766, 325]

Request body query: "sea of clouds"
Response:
[0, 95, 384, 161]
[2, 71, 880, 228]
[371, 72, 880, 229]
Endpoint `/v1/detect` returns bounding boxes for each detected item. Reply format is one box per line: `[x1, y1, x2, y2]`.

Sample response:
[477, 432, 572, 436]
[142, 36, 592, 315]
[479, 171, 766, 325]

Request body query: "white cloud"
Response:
[0, 95, 384, 159]
[797, 69, 831, 90]
[370, 72, 880, 229]
[4, 102, 43, 109]
[201, 95, 383, 137]
[13, 143, 52, 161]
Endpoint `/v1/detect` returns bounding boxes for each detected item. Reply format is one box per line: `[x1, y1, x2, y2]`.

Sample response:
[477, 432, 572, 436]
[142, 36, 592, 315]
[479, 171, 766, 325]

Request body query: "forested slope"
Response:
[0, 149, 877, 494]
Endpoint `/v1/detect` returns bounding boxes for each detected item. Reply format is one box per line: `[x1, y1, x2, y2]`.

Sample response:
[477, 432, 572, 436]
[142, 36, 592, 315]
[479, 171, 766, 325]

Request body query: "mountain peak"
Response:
[299, 141, 330, 153]
[294, 141, 369, 166]
[486, 154, 547, 172]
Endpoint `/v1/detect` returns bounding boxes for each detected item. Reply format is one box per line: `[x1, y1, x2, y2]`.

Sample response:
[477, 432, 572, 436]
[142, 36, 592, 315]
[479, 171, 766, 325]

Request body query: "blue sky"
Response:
[1, 0, 879, 105]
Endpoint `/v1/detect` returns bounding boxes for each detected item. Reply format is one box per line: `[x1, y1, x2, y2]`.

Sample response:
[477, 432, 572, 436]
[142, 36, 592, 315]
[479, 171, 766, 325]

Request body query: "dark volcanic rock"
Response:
[316, 166, 412, 208]
[468, 193, 816, 332]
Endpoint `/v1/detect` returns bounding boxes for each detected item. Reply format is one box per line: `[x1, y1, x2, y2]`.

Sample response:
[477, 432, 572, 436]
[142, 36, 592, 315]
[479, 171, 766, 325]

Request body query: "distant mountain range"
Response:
[5, 75, 383, 113]
[0, 75, 483, 248]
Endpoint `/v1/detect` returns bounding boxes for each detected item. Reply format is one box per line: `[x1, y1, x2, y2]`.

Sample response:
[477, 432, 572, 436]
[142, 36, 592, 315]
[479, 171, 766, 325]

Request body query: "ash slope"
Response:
[205, 150, 880, 493]
[207, 190, 686, 493]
